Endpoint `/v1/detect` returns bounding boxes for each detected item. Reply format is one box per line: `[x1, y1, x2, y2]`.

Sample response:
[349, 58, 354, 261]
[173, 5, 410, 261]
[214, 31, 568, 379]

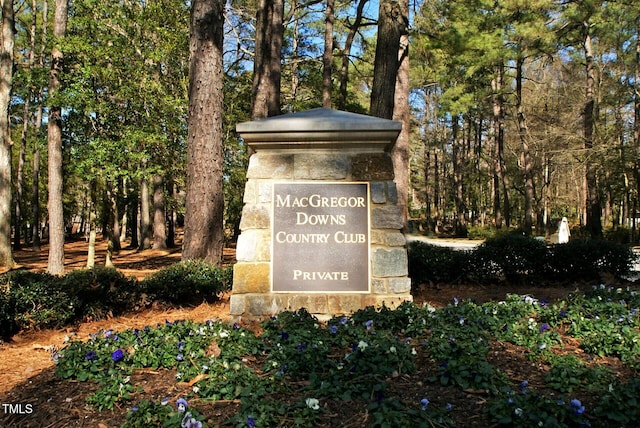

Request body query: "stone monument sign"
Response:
[272, 181, 369, 293]
[231, 108, 412, 320]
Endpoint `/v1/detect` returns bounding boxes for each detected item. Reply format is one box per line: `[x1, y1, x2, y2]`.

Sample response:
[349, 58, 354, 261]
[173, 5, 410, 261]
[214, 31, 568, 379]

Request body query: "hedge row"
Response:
[408, 234, 637, 286]
[0, 261, 232, 339]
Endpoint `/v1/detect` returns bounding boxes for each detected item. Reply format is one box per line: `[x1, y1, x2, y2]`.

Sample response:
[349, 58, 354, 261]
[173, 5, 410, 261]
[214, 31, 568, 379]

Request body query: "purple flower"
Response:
[339, 317, 349, 326]
[520, 380, 528, 393]
[365, 320, 373, 330]
[421, 398, 429, 410]
[296, 343, 307, 351]
[85, 350, 97, 361]
[539, 323, 550, 333]
[176, 353, 184, 361]
[178, 341, 185, 351]
[570, 398, 585, 415]
[233, 323, 240, 330]
[280, 332, 289, 340]
[111, 349, 124, 362]
[246, 415, 256, 428]
[329, 325, 338, 334]
[176, 397, 188, 413]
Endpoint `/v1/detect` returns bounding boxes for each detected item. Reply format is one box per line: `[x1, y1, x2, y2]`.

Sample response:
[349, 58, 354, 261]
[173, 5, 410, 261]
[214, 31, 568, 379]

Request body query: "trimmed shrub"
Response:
[140, 260, 233, 305]
[407, 241, 471, 285]
[1, 270, 76, 334]
[0, 280, 16, 339]
[472, 233, 548, 283]
[59, 267, 139, 320]
[546, 239, 636, 281]
[409, 234, 636, 286]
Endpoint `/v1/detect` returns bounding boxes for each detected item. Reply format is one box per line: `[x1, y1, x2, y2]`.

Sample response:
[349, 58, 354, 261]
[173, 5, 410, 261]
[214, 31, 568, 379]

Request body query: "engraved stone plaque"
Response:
[272, 182, 370, 292]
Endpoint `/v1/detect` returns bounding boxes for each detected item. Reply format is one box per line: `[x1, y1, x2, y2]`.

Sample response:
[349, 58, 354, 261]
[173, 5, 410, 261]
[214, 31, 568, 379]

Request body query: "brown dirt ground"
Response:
[0, 238, 634, 427]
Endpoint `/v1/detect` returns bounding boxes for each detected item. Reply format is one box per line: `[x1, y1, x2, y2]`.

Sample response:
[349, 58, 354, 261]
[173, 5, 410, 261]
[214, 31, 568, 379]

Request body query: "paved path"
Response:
[405, 235, 483, 251]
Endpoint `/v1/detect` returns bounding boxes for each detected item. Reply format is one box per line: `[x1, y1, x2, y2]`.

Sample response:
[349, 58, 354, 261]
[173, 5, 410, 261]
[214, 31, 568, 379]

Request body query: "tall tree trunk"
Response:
[129, 189, 139, 249]
[322, 0, 334, 108]
[491, 65, 505, 228]
[337, 0, 367, 110]
[166, 177, 176, 248]
[583, 21, 602, 238]
[46, 0, 68, 275]
[86, 218, 96, 268]
[289, 3, 299, 109]
[0, 0, 15, 268]
[31, 147, 40, 249]
[182, 0, 225, 264]
[516, 56, 534, 235]
[120, 176, 129, 244]
[14, 97, 28, 250]
[391, 0, 409, 229]
[633, 15, 640, 243]
[31, 0, 47, 252]
[251, 0, 283, 119]
[86, 181, 97, 268]
[152, 175, 167, 250]
[106, 181, 121, 253]
[370, 0, 405, 119]
[138, 172, 151, 250]
[452, 116, 467, 237]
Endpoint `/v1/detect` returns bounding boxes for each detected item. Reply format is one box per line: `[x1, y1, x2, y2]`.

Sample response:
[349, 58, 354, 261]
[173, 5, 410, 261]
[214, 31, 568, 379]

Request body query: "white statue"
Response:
[558, 217, 570, 244]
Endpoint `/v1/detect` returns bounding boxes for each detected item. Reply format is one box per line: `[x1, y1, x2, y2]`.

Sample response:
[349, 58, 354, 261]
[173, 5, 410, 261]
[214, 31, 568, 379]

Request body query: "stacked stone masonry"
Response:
[232, 151, 412, 320]
[231, 108, 412, 321]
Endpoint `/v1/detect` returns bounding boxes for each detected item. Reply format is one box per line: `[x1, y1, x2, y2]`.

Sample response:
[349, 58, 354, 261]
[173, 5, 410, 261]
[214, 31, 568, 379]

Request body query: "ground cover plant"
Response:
[2, 284, 637, 427]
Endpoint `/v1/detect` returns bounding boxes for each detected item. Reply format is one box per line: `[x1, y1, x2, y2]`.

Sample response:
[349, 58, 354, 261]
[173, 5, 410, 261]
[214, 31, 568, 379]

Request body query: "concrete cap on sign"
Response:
[236, 108, 402, 152]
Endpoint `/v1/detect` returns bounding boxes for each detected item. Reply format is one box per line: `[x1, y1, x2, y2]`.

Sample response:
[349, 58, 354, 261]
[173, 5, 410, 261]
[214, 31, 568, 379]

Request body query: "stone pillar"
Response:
[231, 108, 412, 320]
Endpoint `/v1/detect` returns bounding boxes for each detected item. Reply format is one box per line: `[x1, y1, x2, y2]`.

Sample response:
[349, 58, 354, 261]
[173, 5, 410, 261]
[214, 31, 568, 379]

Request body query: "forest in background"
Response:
[1, 0, 640, 271]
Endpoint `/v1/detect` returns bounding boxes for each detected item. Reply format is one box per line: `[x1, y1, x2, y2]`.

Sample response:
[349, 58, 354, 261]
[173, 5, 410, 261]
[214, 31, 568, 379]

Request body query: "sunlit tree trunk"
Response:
[583, 21, 602, 238]
[152, 175, 167, 250]
[31, 0, 47, 252]
[322, 0, 334, 108]
[391, 0, 409, 229]
[370, 0, 405, 119]
[337, 0, 366, 110]
[0, 0, 15, 268]
[491, 66, 505, 228]
[516, 55, 534, 235]
[182, 0, 225, 264]
[138, 171, 151, 250]
[251, 0, 283, 119]
[46, 0, 68, 275]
